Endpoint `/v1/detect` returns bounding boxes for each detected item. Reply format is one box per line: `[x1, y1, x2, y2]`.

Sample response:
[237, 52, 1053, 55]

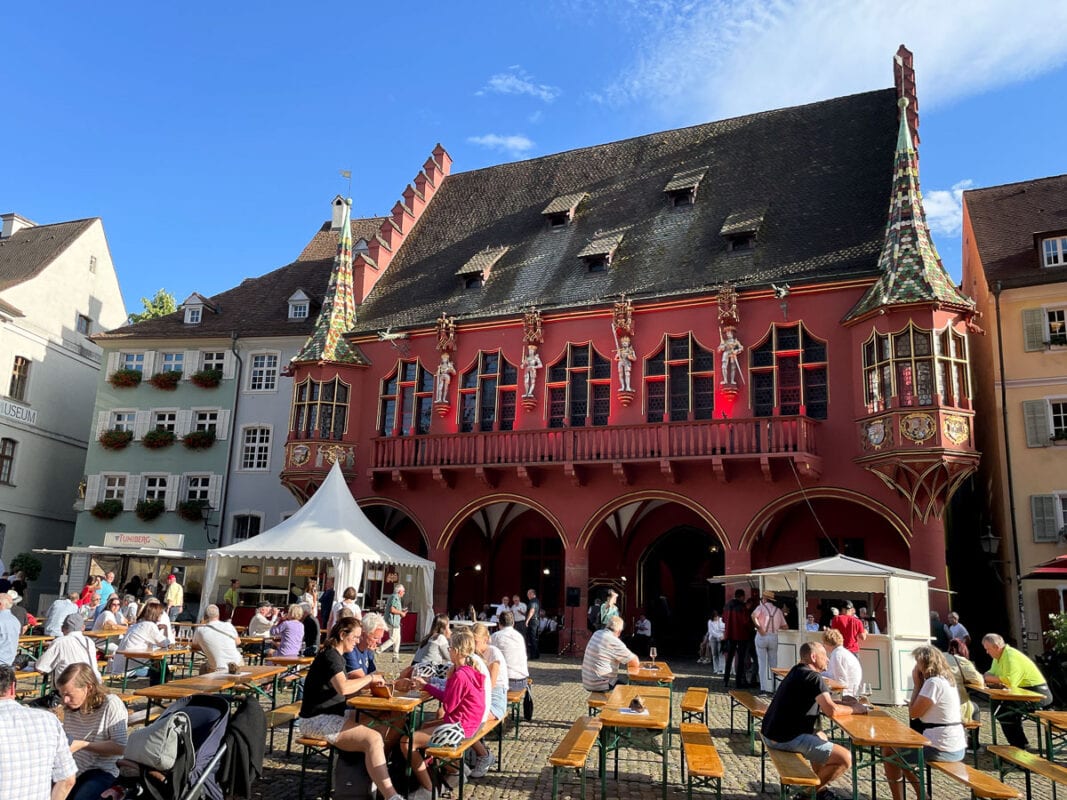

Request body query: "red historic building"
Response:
[281, 48, 979, 652]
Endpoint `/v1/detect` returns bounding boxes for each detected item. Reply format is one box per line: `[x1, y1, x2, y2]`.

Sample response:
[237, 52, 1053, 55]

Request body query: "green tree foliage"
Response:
[127, 289, 177, 324]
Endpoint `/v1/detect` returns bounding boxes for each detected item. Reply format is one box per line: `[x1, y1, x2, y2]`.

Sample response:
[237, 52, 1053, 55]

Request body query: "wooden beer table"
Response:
[771, 666, 849, 693]
[968, 684, 1046, 747]
[628, 661, 675, 744]
[349, 688, 434, 794]
[17, 635, 53, 658]
[597, 684, 672, 800]
[831, 707, 930, 800]
[114, 647, 189, 691]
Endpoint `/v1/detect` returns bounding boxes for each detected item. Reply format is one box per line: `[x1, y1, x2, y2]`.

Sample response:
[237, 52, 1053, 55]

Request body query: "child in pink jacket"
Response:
[403, 628, 486, 799]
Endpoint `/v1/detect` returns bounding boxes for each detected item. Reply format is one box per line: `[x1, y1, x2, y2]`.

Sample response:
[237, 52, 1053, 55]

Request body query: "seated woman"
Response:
[883, 646, 967, 800]
[298, 617, 405, 800]
[946, 637, 984, 722]
[266, 604, 305, 659]
[92, 595, 128, 653]
[57, 662, 128, 800]
[401, 629, 487, 800]
[468, 623, 507, 778]
[110, 602, 170, 677]
[396, 615, 452, 682]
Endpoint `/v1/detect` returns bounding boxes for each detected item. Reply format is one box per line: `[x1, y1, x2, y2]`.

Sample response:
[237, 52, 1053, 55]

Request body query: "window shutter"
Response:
[176, 410, 193, 437]
[208, 475, 223, 509]
[142, 351, 157, 376]
[164, 474, 179, 511]
[182, 351, 199, 379]
[1023, 308, 1047, 352]
[106, 352, 119, 374]
[215, 409, 230, 441]
[84, 474, 101, 505]
[1032, 494, 1061, 542]
[133, 410, 152, 440]
[96, 411, 110, 437]
[222, 351, 236, 380]
[1023, 400, 1051, 447]
[123, 475, 141, 511]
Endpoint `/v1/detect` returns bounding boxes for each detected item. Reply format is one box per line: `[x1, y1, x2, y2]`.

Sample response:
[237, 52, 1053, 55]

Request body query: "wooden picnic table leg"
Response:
[599, 725, 608, 800]
[661, 732, 668, 800]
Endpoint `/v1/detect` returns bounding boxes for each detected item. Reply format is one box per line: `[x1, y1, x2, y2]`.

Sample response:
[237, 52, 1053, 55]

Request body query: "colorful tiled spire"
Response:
[844, 97, 973, 321]
[291, 197, 363, 365]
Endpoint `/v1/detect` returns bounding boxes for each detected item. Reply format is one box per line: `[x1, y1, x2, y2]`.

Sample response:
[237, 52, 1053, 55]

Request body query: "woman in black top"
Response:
[298, 617, 404, 800]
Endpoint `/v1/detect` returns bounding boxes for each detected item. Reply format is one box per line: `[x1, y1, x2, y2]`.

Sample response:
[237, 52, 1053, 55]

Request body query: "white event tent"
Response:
[202, 461, 436, 637]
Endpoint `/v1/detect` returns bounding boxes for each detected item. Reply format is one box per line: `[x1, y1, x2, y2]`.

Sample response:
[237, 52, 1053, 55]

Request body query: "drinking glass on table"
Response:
[648, 646, 658, 668]
[859, 682, 872, 706]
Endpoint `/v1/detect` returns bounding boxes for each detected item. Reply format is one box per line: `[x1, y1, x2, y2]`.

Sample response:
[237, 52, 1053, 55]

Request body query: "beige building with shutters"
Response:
[0, 212, 127, 604]
[963, 173, 1067, 648]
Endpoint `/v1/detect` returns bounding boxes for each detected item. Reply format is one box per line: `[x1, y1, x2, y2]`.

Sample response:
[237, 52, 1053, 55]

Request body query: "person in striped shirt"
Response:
[57, 662, 128, 800]
[581, 615, 639, 692]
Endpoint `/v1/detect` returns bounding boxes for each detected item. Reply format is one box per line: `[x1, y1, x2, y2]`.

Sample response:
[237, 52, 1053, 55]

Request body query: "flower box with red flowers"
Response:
[98, 429, 134, 450]
[108, 369, 143, 388]
[182, 429, 216, 450]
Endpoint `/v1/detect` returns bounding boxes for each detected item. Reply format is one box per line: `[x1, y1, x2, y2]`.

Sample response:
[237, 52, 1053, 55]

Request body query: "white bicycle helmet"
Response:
[428, 722, 465, 749]
[412, 662, 439, 679]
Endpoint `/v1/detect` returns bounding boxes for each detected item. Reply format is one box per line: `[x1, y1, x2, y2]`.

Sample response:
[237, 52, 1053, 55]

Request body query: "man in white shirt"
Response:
[490, 611, 529, 691]
[246, 603, 275, 637]
[581, 616, 639, 692]
[36, 614, 101, 681]
[43, 592, 81, 637]
[822, 628, 863, 698]
[191, 604, 243, 673]
[944, 612, 969, 643]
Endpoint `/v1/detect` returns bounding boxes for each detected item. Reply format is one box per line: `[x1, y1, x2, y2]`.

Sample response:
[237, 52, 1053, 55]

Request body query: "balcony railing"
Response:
[370, 416, 818, 470]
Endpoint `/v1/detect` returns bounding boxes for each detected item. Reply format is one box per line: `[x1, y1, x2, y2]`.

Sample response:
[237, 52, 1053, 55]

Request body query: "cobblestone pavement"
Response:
[252, 654, 1056, 800]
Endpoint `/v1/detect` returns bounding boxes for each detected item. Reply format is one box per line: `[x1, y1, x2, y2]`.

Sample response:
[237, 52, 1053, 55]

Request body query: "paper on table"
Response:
[617, 708, 650, 715]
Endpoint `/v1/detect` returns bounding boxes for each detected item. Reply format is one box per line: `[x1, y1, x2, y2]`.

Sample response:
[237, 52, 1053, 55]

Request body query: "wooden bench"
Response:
[965, 719, 982, 765]
[729, 689, 770, 755]
[682, 687, 710, 724]
[548, 716, 602, 800]
[986, 745, 1067, 800]
[423, 716, 503, 800]
[266, 702, 302, 756]
[587, 691, 609, 717]
[930, 758, 1022, 800]
[506, 677, 533, 739]
[765, 747, 819, 800]
[296, 735, 335, 800]
[680, 722, 723, 800]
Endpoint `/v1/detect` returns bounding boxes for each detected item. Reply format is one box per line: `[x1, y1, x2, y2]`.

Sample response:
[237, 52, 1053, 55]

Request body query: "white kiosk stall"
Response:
[715, 555, 932, 705]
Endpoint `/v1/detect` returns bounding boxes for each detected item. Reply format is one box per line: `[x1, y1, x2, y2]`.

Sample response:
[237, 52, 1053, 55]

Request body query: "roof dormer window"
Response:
[180, 292, 215, 325]
[1041, 234, 1067, 268]
[578, 229, 626, 272]
[721, 208, 765, 252]
[663, 167, 706, 207]
[542, 192, 588, 229]
[288, 289, 312, 320]
[455, 246, 507, 290]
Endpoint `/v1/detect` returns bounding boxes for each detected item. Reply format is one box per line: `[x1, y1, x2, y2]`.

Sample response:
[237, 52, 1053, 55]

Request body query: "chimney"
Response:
[352, 145, 452, 302]
[330, 195, 347, 230]
[894, 45, 920, 146]
[0, 213, 37, 239]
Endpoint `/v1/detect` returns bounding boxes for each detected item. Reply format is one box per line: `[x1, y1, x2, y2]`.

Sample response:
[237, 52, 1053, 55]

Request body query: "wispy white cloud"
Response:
[467, 134, 536, 157]
[597, 0, 1067, 122]
[477, 66, 561, 103]
[924, 179, 974, 237]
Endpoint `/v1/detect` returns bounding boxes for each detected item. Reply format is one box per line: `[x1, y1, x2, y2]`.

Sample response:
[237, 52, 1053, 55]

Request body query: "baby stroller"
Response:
[119, 693, 230, 800]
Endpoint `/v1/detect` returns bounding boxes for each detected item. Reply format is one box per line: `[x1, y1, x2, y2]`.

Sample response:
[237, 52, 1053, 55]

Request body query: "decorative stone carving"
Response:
[434, 311, 457, 415]
[612, 295, 636, 406]
[717, 283, 744, 395]
[521, 308, 544, 410]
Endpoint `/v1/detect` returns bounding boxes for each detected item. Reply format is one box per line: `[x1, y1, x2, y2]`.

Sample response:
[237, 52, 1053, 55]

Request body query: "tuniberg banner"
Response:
[103, 532, 186, 549]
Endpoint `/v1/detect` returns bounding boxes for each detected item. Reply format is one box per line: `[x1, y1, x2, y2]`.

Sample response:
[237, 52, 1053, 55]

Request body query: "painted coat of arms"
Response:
[942, 414, 970, 445]
[900, 412, 936, 443]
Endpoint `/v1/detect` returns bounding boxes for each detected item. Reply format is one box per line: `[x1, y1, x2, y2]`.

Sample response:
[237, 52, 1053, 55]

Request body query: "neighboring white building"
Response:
[0, 212, 127, 606]
[74, 202, 384, 607]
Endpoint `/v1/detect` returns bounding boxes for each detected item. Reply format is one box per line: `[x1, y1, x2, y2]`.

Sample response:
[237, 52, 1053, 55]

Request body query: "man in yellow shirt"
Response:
[982, 632, 1053, 748]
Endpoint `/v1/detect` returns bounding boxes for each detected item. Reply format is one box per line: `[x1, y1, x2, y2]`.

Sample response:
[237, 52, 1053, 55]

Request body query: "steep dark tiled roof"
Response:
[965, 173, 1067, 290]
[96, 216, 385, 341]
[349, 89, 898, 334]
[0, 218, 96, 291]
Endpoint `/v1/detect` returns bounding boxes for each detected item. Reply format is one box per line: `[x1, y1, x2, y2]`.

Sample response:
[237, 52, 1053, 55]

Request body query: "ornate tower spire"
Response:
[291, 197, 363, 365]
[844, 97, 973, 322]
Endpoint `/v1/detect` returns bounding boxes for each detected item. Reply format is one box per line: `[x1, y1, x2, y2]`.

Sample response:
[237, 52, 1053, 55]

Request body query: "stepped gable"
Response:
[965, 173, 1067, 289]
[349, 88, 899, 334]
[95, 215, 383, 341]
[0, 218, 96, 291]
[845, 96, 973, 322]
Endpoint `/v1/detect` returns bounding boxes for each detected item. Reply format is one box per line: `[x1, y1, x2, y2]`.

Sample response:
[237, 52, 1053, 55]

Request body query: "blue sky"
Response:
[4, 1, 1066, 316]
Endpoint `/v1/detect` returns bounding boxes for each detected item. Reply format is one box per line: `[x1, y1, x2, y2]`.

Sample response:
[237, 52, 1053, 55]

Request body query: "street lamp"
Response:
[199, 504, 219, 545]
[979, 525, 1001, 556]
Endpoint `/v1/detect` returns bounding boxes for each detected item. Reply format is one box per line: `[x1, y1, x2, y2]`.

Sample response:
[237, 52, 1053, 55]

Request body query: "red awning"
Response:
[1021, 555, 1067, 579]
